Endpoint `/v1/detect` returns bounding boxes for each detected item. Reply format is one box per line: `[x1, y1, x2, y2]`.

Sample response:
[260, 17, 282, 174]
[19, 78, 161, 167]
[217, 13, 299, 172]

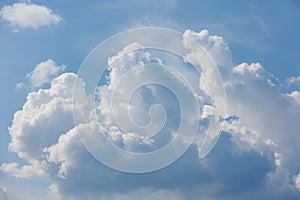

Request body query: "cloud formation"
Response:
[26, 59, 66, 88]
[0, 3, 62, 30]
[2, 29, 300, 200]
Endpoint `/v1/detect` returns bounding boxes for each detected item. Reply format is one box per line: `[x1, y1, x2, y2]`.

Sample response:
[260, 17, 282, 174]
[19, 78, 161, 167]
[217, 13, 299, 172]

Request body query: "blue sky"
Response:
[0, 0, 300, 200]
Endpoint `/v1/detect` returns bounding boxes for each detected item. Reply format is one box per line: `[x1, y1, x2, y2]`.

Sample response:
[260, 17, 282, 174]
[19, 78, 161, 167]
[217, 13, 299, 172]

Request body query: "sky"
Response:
[0, 0, 300, 199]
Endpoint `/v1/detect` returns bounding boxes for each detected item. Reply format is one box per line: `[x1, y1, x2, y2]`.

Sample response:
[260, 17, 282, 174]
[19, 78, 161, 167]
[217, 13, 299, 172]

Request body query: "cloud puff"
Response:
[2, 29, 300, 200]
[286, 76, 300, 86]
[233, 62, 263, 75]
[286, 91, 300, 105]
[26, 59, 66, 88]
[0, 3, 62, 30]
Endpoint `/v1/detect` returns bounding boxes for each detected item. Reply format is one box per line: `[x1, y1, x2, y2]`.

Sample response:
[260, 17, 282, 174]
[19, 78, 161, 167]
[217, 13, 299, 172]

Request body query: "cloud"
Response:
[0, 186, 8, 200]
[15, 82, 24, 90]
[183, 29, 232, 69]
[228, 62, 279, 87]
[286, 76, 300, 86]
[222, 62, 300, 198]
[0, 162, 47, 179]
[295, 174, 300, 192]
[2, 29, 300, 200]
[44, 127, 274, 199]
[26, 59, 66, 88]
[233, 62, 263, 75]
[286, 91, 300, 105]
[0, 3, 62, 30]
[8, 73, 78, 161]
[2, 72, 92, 179]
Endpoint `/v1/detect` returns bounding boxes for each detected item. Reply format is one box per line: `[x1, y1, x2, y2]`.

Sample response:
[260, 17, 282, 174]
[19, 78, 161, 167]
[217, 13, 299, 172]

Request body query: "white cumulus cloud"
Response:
[2, 72, 93, 181]
[9, 73, 80, 161]
[26, 59, 66, 88]
[0, 3, 62, 30]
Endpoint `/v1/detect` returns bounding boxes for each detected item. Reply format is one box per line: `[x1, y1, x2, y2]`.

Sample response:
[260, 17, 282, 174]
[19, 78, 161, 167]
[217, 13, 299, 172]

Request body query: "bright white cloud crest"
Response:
[0, 3, 62, 30]
[1, 28, 300, 199]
